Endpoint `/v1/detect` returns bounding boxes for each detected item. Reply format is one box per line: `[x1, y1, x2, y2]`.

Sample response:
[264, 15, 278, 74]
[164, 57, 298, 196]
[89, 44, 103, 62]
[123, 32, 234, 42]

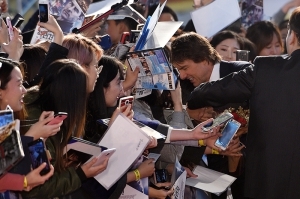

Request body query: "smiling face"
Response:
[0, 67, 27, 111]
[259, 33, 282, 56]
[173, 59, 214, 87]
[215, 38, 240, 61]
[103, 71, 123, 107]
[60, 0, 81, 22]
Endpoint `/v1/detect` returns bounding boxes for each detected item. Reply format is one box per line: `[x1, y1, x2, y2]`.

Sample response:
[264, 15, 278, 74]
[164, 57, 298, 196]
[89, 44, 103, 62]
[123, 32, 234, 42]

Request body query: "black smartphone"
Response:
[11, 13, 24, 28]
[236, 50, 250, 61]
[39, 0, 49, 23]
[154, 169, 168, 184]
[28, 138, 51, 175]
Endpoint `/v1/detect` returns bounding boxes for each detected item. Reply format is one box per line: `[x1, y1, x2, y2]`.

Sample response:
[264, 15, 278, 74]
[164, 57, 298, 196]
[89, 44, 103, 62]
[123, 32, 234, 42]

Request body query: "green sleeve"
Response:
[21, 136, 82, 198]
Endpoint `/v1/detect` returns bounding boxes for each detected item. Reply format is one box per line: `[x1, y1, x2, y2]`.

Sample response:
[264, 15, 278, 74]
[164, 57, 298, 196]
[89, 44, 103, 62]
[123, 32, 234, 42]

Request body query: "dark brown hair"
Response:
[246, 21, 283, 54]
[289, 7, 300, 45]
[39, 59, 88, 171]
[171, 32, 221, 65]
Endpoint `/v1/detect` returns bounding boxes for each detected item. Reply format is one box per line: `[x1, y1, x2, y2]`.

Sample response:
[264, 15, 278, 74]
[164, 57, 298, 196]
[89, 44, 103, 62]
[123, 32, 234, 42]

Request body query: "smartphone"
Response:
[28, 138, 51, 175]
[202, 112, 233, 132]
[118, 96, 134, 109]
[47, 112, 68, 125]
[11, 13, 24, 28]
[92, 148, 116, 167]
[154, 169, 168, 184]
[98, 34, 112, 50]
[236, 50, 250, 61]
[6, 17, 14, 41]
[215, 119, 241, 150]
[39, 0, 49, 23]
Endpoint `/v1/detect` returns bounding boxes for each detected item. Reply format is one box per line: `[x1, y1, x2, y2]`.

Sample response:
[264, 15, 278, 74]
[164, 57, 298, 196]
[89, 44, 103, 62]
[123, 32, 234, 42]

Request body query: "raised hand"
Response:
[1, 27, 23, 61]
[81, 20, 104, 38]
[38, 15, 64, 45]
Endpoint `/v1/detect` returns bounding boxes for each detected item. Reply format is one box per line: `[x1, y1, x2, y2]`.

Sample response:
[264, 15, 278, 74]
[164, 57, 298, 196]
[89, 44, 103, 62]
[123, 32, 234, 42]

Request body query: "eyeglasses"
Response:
[96, 65, 103, 75]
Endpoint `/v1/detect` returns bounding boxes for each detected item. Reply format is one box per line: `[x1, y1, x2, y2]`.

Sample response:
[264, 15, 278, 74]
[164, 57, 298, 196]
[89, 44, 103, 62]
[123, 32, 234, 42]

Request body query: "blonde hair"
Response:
[62, 34, 103, 67]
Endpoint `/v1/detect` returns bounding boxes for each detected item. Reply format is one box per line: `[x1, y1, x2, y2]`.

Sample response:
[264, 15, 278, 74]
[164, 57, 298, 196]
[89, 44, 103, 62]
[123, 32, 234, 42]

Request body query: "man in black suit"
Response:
[186, 7, 300, 199]
[171, 32, 248, 199]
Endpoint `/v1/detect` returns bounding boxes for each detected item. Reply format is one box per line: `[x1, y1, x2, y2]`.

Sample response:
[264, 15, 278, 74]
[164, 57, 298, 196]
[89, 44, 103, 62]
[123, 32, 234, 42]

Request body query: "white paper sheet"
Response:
[186, 166, 236, 194]
[191, 0, 241, 38]
[95, 114, 150, 190]
[86, 0, 135, 16]
[143, 21, 183, 50]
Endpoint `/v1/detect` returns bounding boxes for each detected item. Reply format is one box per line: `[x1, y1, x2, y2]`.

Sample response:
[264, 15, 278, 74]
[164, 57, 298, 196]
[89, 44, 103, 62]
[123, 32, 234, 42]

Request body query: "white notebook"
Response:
[95, 114, 150, 190]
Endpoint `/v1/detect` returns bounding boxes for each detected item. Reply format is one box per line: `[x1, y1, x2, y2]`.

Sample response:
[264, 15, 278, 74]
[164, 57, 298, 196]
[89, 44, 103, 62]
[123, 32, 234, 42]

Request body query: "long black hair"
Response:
[85, 56, 123, 142]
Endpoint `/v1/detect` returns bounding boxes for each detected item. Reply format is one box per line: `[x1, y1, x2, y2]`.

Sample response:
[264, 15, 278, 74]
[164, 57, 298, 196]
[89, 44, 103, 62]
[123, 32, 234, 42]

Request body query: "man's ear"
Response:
[288, 30, 297, 46]
[117, 21, 129, 34]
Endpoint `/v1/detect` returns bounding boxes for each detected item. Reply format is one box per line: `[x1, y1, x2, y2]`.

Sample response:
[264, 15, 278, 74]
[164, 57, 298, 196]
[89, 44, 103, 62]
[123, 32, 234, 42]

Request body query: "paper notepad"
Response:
[95, 114, 150, 189]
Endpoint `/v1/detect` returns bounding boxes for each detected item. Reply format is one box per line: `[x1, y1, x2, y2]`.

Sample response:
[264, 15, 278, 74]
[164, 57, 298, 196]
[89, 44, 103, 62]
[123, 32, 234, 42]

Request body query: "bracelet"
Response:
[23, 176, 28, 188]
[133, 169, 141, 181]
[198, 139, 206, 147]
[212, 148, 219, 155]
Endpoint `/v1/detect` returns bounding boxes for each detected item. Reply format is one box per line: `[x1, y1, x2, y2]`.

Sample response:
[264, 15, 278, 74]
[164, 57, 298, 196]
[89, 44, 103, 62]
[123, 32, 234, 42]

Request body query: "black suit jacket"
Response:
[180, 61, 250, 174]
[187, 50, 300, 199]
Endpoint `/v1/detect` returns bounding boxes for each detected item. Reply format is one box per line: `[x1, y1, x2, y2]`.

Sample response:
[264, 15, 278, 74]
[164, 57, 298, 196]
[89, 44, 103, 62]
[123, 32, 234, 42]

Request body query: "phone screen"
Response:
[28, 139, 50, 175]
[39, 4, 49, 22]
[215, 120, 240, 149]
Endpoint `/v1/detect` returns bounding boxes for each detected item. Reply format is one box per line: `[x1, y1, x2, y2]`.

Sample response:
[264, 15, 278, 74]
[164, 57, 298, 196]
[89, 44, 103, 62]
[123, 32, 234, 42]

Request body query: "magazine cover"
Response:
[240, 0, 267, 29]
[31, 0, 91, 44]
[119, 156, 149, 199]
[127, 48, 177, 90]
[170, 157, 187, 199]
[0, 121, 25, 177]
[0, 106, 14, 128]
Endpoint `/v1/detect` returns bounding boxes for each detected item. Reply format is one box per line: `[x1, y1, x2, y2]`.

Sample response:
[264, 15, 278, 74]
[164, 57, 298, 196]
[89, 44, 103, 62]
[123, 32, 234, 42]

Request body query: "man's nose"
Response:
[179, 70, 187, 80]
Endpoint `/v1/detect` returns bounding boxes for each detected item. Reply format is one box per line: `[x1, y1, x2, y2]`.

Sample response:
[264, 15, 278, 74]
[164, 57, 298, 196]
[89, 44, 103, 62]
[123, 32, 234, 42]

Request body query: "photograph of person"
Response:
[56, 0, 85, 33]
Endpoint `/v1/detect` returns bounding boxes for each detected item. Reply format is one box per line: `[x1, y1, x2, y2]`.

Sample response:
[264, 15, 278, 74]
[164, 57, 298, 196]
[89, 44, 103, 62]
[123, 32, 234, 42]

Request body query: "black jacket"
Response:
[187, 51, 300, 199]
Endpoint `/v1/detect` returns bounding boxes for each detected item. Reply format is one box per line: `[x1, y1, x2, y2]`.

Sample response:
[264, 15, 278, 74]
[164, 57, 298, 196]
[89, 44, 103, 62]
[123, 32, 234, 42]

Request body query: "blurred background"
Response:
[7, 0, 194, 28]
